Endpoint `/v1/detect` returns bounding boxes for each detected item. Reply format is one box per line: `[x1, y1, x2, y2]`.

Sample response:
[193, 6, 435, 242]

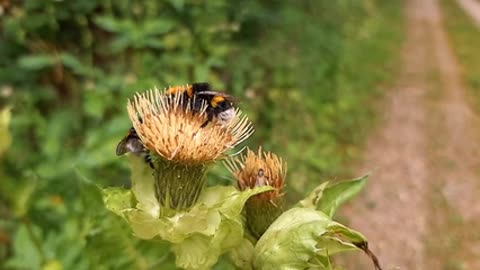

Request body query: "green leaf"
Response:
[228, 238, 255, 270]
[17, 54, 56, 70]
[143, 19, 174, 35]
[5, 224, 43, 269]
[253, 207, 367, 270]
[94, 16, 128, 33]
[14, 174, 38, 218]
[297, 175, 368, 218]
[102, 187, 134, 217]
[317, 175, 368, 217]
[297, 181, 329, 209]
[169, 186, 265, 270]
[128, 154, 159, 218]
[103, 153, 273, 270]
[60, 53, 88, 76]
[168, 0, 184, 11]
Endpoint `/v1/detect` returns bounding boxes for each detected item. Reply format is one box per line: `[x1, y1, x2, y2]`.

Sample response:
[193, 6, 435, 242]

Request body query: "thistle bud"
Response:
[127, 86, 253, 210]
[226, 148, 287, 239]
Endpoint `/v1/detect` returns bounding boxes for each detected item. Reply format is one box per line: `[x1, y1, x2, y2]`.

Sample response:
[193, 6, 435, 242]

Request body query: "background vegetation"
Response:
[441, 0, 480, 104]
[0, 0, 403, 269]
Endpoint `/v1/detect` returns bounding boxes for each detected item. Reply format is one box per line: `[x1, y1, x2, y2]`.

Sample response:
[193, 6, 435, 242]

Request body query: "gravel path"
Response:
[341, 0, 480, 269]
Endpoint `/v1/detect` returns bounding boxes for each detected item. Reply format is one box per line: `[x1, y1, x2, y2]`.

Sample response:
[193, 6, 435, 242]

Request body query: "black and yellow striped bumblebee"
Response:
[165, 82, 236, 127]
[116, 82, 236, 159]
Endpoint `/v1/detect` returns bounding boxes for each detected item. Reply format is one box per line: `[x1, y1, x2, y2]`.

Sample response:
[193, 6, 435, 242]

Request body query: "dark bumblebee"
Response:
[116, 127, 154, 169]
[166, 82, 236, 127]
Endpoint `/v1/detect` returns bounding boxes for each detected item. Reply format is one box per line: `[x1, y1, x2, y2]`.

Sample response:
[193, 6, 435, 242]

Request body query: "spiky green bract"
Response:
[102, 154, 272, 270]
[153, 159, 208, 211]
[253, 207, 367, 270]
[297, 175, 368, 218]
[245, 198, 284, 239]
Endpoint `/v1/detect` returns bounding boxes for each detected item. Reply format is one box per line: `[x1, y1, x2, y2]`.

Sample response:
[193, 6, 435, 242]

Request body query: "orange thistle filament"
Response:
[226, 148, 286, 203]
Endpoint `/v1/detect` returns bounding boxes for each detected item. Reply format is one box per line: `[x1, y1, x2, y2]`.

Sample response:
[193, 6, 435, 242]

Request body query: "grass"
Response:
[441, 0, 480, 104]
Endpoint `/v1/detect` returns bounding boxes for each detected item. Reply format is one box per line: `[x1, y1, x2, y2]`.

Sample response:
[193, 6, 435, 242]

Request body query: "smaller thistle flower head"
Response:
[226, 147, 286, 203]
[127, 86, 254, 165]
[226, 147, 287, 238]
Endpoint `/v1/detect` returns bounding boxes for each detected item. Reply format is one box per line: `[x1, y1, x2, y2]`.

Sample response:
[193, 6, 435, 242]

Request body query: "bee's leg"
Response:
[200, 111, 214, 128]
[145, 154, 154, 169]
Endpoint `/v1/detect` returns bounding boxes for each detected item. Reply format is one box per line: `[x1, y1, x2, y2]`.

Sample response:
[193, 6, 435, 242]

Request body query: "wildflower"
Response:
[127, 86, 253, 209]
[226, 147, 287, 238]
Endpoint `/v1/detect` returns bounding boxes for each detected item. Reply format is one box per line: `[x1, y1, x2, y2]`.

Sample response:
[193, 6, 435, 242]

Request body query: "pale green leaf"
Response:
[18, 54, 56, 70]
[317, 175, 368, 217]
[5, 224, 42, 269]
[128, 154, 159, 218]
[123, 209, 168, 240]
[60, 53, 88, 76]
[94, 16, 128, 32]
[103, 168, 271, 270]
[172, 234, 212, 270]
[168, 0, 184, 11]
[228, 238, 255, 270]
[253, 207, 367, 270]
[297, 181, 329, 209]
[172, 217, 243, 270]
[143, 19, 174, 35]
[102, 187, 134, 217]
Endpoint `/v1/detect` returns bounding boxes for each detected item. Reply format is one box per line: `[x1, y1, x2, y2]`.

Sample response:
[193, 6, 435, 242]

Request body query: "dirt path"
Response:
[458, 0, 480, 26]
[341, 0, 480, 269]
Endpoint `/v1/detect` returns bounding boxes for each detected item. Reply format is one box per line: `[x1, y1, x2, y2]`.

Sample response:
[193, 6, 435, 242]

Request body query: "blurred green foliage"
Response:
[0, 0, 403, 269]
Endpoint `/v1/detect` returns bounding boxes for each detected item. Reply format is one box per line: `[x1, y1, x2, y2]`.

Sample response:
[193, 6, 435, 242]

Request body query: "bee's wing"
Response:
[116, 137, 129, 156]
[196, 91, 238, 104]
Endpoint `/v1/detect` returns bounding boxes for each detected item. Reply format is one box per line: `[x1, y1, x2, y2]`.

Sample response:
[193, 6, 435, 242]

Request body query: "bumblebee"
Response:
[116, 83, 236, 162]
[116, 127, 154, 169]
[165, 82, 236, 127]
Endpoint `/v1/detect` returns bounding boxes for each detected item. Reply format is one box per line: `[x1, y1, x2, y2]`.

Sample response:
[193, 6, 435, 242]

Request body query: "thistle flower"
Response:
[226, 148, 287, 239]
[127, 86, 253, 209]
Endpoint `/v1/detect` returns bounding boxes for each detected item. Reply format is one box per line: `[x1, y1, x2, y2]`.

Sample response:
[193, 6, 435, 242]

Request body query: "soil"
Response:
[340, 0, 480, 269]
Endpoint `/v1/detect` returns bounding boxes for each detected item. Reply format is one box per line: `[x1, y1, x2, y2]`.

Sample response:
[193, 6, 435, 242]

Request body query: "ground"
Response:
[340, 0, 480, 269]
